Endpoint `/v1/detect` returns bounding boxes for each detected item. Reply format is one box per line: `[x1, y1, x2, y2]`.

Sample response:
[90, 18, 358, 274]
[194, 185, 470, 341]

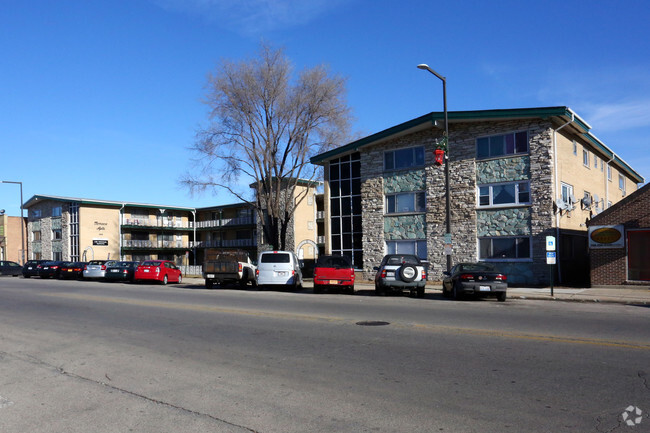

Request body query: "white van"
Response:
[256, 250, 303, 290]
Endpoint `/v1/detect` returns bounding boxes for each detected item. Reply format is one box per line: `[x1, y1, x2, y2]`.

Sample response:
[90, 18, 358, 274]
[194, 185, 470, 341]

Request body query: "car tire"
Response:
[375, 283, 386, 296]
[162, 275, 168, 285]
[497, 291, 507, 302]
[313, 284, 322, 294]
[347, 285, 355, 295]
[453, 284, 462, 300]
[399, 265, 418, 282]
[417, 287, 425, 298]
[206, 280, 214, 289]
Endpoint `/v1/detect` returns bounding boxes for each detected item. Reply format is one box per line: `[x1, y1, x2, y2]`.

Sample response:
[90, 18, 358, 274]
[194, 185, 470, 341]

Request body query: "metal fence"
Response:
[180, 265, 202, 277]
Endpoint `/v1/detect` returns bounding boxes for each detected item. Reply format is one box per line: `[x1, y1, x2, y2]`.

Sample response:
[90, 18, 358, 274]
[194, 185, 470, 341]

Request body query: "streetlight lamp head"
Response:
[417, 64, 429, 70]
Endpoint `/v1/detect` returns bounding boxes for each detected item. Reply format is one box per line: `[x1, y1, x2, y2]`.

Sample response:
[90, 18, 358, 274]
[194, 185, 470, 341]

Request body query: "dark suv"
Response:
[374, 254, 427, 297]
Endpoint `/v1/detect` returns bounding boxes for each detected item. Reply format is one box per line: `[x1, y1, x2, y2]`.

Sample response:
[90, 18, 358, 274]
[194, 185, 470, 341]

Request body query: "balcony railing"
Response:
[122, 218, 189, 229]
[190, 239, 257, 248]
[122, 240, 188, 249]
[194, 216, 255, 229]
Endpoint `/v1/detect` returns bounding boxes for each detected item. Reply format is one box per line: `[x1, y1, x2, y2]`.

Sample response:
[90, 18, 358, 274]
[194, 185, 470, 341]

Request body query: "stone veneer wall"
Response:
[27, 200, 72, 260]
[360, 119, 556, 285]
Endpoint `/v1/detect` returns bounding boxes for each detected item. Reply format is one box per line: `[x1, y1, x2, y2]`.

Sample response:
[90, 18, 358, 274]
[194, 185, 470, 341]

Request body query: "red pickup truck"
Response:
[313, 255, 355, 294]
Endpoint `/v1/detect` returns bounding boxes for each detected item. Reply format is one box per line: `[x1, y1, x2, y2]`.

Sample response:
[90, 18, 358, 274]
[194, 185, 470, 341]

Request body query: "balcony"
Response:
[122, 240, 189, 249]
[122, 218, 190, 229]
[194, 216, 255, 229]
[191, 239, 257, 248]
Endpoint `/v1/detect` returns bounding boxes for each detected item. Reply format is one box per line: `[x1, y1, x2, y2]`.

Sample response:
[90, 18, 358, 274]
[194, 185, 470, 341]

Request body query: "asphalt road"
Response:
[0, 277, 648, 433]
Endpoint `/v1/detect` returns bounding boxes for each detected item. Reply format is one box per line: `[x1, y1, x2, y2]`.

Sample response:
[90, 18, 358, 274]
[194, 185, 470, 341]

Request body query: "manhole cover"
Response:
[356, 321, 390, 326]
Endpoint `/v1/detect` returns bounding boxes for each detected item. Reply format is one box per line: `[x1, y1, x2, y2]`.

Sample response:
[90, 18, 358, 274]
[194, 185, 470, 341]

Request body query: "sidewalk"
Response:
[506, 285, 650, 305]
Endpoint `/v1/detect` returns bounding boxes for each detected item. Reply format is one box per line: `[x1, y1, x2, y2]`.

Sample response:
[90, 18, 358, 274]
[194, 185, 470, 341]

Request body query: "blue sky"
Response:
[2, 0, 649, 217]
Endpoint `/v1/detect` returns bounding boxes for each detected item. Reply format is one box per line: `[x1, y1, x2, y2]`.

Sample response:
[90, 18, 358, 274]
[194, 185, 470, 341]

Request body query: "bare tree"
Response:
[182, 43, 352, 250]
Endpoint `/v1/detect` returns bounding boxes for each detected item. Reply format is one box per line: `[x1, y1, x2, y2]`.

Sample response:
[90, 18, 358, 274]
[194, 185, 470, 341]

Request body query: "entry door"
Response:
[628, 230, 650, 281]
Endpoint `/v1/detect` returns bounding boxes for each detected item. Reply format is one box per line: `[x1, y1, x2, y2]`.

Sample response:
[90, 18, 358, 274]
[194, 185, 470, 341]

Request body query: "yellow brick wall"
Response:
[79, 205, 120, 260]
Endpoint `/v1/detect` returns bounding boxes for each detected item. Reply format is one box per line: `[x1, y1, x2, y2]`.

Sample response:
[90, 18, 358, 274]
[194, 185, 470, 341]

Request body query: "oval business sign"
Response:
[590, 227, 622, 244]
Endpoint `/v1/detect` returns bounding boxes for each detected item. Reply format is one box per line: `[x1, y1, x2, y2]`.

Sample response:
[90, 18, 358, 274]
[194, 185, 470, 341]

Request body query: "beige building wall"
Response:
[79, 205, 120, 260]
[555, 131, 639, 231]
[293, 184, 318, 259]
[0, 215, 27, 263]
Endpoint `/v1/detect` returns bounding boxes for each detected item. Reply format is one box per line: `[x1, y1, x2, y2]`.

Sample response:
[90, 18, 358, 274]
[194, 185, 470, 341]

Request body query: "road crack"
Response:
[1, 351, 261, 433]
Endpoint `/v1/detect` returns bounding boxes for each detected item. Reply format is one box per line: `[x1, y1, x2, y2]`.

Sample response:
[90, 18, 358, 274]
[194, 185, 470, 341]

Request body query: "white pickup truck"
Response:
[202, 249, 257, 289]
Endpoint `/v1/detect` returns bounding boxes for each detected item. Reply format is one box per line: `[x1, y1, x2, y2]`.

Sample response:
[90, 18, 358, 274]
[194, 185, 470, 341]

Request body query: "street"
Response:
[0, 277, 648, 432]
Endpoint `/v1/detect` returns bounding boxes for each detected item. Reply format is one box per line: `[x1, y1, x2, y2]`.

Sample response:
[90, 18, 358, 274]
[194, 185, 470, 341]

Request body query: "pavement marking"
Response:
[44, 292, 650, 351]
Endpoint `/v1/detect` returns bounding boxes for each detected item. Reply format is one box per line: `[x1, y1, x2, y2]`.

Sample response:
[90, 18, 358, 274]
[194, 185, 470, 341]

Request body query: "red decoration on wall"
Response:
[434, 148, 445, 166]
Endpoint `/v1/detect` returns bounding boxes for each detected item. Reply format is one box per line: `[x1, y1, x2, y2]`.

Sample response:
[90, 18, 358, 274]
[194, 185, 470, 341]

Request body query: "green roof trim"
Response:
[23, 195, 196, 212]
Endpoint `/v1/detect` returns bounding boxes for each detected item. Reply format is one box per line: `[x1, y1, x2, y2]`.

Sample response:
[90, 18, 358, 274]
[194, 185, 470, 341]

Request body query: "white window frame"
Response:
[619, 174, 626, 193]
[583, 149, 590, 167]
[561, 182, 574, 204]
[607, 165, 612, 181]
[477, 181, 531, 208]
[386, 240, 427, 260]
[385, 191, 426, 214]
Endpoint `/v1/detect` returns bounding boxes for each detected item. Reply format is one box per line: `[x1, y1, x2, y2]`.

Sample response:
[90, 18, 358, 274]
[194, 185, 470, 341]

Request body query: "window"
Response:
[476, 131, 528, 159]
[384, 146, 424, 171]
[32, 231, 41, 241]
[52, 206, 62, 218]
[607, 165, 612, 181]
[386, 240, 427, 260]
[386, 191, 425, 213]
[478, 182, 530, 207]
[594, 154, 598, 168]
[618, 174, 624, 191]
[479, 237, 531, 260]
[572, 141, 577, 155]
[53, 252, 62, 261]
[329, 152, 363, 268]
[52, 229, 62, 240]
[583, 149, 590, 167]
[601, 158, 604, 172]
[31, 209, 41, 219]
[561, 182, 574, 204]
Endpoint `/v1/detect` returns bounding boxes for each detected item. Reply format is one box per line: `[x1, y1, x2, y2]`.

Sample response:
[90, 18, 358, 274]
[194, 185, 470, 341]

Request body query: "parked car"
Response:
[22, 260, 47, 278]
[105, 261, 140, 282]
[59, 262, 88, 280]
[134, 260, 182, 285]
[313, 255, 355, 294]
[0, 261, 22, 276]
[374, 254, 427, 297]
[83, 260, 116, 279]
[256, 251, 303, 290]
[37, 261, 67, 279]
[442, 262, 507, 301]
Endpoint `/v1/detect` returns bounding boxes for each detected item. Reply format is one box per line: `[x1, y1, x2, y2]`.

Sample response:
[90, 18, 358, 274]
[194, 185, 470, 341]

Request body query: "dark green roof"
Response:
[310, 106, 643, 183]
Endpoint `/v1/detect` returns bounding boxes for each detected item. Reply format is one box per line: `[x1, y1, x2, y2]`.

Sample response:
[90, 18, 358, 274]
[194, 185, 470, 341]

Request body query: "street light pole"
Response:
[2, 180, 25, 265]
[417, 64, 452, 273]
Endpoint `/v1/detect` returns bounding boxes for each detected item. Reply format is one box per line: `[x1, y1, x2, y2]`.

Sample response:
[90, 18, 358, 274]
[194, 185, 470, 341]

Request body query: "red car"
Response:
[134, 260, 182, 285]
[313, 255, 355, 294]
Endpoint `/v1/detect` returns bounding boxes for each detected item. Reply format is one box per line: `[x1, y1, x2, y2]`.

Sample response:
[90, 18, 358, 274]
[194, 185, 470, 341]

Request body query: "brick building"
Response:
[588, 182, 650, 285]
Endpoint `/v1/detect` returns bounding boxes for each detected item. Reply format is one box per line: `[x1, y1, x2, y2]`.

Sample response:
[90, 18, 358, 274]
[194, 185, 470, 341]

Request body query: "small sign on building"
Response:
[588, 225, 625, 249]
[93, 239, 108, 246]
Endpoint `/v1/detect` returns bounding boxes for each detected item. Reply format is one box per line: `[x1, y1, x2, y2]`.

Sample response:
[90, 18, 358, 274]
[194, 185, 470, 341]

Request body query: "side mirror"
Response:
[373, 266, 379, 271]
[442, 271, 451, 277]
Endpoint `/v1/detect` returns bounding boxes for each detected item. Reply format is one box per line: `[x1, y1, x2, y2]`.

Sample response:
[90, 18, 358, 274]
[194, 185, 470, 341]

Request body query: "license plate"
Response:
[479, 285, 491, 292]
[387, 272, 394, 277]
[206, 274, 215, 279]
[28, 267, 33, 270]
[43, 267, 49, 270]
[111, 269, 119, 273]
[67, 269, 72, 272]
[144, 269, 150, 273]
[329, 280, 339, 284]
[277, 271, 287, 276]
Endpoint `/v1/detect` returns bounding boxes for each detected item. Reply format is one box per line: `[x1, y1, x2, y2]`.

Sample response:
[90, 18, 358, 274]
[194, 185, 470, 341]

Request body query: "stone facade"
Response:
[356, 117, 570, 285]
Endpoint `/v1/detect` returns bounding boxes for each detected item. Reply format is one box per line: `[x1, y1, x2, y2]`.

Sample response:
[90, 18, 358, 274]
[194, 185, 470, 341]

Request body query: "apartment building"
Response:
[311, 106, 644, 286]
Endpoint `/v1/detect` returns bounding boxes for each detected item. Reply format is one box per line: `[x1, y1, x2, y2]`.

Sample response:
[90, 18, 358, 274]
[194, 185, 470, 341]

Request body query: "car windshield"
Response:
[88, 260, 106, 265]
[141, 261, 161, 267]
[386, 255, 420, 266]
[115, 261, 135, 267]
